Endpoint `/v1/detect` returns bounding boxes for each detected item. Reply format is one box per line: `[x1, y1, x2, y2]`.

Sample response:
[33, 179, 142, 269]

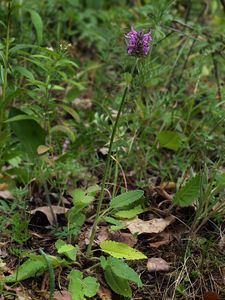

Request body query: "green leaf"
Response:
[107, 257, 142, 287]
[29, 10, 43, 44]
[110, 190, 144, 209]
[104, 267, 132, 298]
[55, 239, 78, 261]
[5, 114, 38, 123]
[157, 131, 186, 151]
[173, 175, 200, 207]
[50, 125, 76, 142]
[15, 66, 35, 81]
[83, 277, 99, 297]
[102, 216, 125, 231]
[100, 240, 147, 260]
[114, 205, 145, 219]
[68, 270, 83, 300]
[58, 104, 80, 123]
[68, 270, 99, 300]
[9, 107, 46, 158]
[1, 255, 65, 283]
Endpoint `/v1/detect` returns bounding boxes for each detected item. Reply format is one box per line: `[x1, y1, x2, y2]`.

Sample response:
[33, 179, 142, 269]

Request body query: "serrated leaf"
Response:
[157, 131, 186, 151]
[110, 190, 144, 209]
[173, 175, 200, 207]
[100, 240, 147, 260]
[55, 239, 77, 261]
[114, 205, 145, 219]
[104, 267, 132, 298]
[83, 276, 99, 297]
[107, 257, 142, 287]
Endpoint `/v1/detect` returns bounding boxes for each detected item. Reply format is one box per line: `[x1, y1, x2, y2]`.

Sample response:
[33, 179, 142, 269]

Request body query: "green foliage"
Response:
[104, 266, 132, 298]
[68, 270, 99, 300]
[173, 175, 200, 207]
[157, 131, 187, 151]
[114, 205, 145, 219]
[100, 256, 142, 288]
[11, 212, 30, 244]
[55, 239, 78, 261]
[110, 190, 144, 209]
[0, 255, 66, 283]
[100, 240, 147, 260]
[29, 9, 43, 45]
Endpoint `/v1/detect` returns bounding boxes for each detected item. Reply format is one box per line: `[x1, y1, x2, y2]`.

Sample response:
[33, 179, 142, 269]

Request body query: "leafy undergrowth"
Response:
[0, 0, 225, 299]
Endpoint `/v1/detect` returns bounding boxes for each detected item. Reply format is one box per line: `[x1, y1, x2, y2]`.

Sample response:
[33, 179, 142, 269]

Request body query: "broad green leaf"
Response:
[173, 175, 200, 207]
[71, 189, 94, 206]
[102, 216, 125, 231]
[104, 267, 132, 298]
[110, 190, 144, 209]
[29, 10, 43, 44]
[1, 255, 65, 283]
[68, 270, 99, 300]
[50, 125, 76, 142]
[114, 205, 145, 219]
[9, 107, 46, 158]
[68, 270, 83, 300]
[107, 257, 142, 287]
[55, 239, 78, 261]
[83, 277, 99, 297]
[100, 240, 147, 260]
[157, 131, 186, 151]
[65, 212, 85, 239]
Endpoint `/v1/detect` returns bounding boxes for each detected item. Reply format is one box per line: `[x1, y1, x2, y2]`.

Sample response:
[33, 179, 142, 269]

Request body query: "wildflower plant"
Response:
[125, 26, 152, 56]
[86, 26, 152, 256]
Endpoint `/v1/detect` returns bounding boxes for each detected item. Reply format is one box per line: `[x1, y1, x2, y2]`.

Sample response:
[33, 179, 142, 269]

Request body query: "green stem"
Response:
[0, 0, 11, 131]
[86, 59, 138, 257]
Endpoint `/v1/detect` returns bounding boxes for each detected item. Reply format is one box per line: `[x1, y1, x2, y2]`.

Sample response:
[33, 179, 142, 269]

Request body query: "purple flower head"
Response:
[125, 26, 152, 57]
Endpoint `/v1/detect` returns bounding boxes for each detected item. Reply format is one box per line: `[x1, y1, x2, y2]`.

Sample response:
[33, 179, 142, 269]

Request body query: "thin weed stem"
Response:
[86, 59, 138, 257]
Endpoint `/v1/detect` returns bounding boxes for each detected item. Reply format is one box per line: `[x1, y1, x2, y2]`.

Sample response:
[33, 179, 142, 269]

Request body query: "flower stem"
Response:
[86, 59, 137, 257]
[0, 0, 11, 130]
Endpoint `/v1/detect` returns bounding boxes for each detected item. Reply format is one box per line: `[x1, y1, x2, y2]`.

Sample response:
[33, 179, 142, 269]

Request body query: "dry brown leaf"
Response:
[149, 231, 173, 248]
[37, 145, 50, 155]
[203, 291, 220, 300]
[160, 181, 176, 190]
[125, 216, 174, 235]
[96, 227, 110, 244]
[112, 231, 138, 247]
[16, 291, 32, 300]
[99, 147, 108, 156]
[0, 190, 13, 200]
[147, 258, 170, 272]
[31, 206, 68, 225]
[54, 291, 71, 300]
[0, 183, 9, 191]
[97, 286, 112, 300]
[218, 236, 225, 250]
[72, 98, 92, 110]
